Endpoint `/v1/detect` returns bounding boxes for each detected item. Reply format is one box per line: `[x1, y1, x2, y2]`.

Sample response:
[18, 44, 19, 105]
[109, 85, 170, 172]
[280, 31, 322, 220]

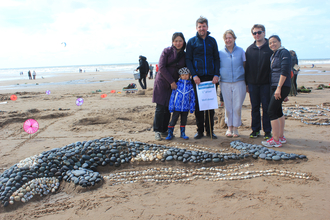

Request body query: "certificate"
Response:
[196, 81, 218, 111]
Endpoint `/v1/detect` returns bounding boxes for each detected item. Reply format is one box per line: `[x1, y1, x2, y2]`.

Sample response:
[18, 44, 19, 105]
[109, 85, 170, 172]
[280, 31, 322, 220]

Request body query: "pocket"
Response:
[194, 58, 204, 74]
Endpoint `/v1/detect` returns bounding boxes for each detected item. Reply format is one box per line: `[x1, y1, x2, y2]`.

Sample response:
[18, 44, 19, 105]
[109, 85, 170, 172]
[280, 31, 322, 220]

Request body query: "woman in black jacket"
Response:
[262, 35, 291, 148]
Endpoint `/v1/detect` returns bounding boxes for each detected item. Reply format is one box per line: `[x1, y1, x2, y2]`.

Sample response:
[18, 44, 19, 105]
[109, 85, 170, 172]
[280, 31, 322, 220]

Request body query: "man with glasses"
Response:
[186, 16, 220, 139]
[245, 24, 273, 139]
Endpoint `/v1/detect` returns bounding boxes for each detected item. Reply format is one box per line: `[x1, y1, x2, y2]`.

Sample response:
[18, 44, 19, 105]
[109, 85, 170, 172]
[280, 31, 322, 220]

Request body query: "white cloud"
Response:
[0, 0, 329, 68]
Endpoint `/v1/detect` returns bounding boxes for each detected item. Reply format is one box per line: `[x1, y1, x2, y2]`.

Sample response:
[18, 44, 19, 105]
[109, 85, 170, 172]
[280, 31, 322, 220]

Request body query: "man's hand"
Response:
[193, 76, 201, 85]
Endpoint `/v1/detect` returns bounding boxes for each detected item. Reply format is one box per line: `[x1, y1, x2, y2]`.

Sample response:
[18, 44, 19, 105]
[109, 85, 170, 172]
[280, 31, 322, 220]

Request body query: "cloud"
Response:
[0, 0, 329, 68]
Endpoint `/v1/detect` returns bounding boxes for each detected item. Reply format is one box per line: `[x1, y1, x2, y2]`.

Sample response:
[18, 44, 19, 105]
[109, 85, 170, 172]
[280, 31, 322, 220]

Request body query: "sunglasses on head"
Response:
[253, 31, 264, 35]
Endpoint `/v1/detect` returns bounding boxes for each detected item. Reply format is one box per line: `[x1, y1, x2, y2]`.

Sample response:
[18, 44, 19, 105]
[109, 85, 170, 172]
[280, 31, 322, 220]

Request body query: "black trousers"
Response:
[153, 104, 171, 133]
[169, 111, 188, 127]
[192, 76, 218, 134]
[138, 74, 147, 89]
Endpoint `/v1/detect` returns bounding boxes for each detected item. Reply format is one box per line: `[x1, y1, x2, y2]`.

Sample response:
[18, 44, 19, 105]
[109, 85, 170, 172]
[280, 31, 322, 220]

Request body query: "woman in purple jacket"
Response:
[152, 32, 186, 141]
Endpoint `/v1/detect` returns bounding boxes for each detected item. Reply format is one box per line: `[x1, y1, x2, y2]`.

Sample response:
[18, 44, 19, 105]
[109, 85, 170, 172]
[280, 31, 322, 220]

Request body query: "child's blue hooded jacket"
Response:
[169, 79, 195, 113]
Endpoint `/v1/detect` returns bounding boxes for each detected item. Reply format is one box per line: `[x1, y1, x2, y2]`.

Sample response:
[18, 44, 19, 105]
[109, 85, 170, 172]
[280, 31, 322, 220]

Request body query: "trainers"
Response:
[194, 132, 204, 139]
[261, 137, 282, 148]
[206, 132, 218, 139]
[279, 136, 287, 144]
[160, 131, 168, 137]
[155, 132, 162, 141]
[264, 132, 272, 140]
[250, 131, 260, 138]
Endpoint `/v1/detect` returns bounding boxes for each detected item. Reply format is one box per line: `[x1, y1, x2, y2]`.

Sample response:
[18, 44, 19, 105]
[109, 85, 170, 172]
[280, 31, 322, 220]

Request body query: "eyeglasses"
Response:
[252, 31, 264, 35]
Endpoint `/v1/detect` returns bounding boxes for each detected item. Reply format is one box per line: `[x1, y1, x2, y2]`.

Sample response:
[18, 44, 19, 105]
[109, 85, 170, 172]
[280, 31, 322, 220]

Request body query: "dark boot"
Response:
[165, 126, 174, 140]
[180, 126, 189, 140]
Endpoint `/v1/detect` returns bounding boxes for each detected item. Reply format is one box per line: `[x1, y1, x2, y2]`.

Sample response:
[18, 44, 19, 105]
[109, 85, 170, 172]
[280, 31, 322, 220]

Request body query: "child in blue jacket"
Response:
[166, 67, 195, 140]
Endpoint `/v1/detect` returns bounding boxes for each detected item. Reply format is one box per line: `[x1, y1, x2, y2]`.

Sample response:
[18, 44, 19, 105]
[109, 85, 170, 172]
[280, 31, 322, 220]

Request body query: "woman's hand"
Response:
[171, 82, 177, 90]
[274, 87, 281, 100]
[212, 76, 219, 84]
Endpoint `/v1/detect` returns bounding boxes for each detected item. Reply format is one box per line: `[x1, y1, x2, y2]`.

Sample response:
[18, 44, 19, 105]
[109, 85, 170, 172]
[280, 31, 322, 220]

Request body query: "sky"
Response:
[0, 0, 329, 68]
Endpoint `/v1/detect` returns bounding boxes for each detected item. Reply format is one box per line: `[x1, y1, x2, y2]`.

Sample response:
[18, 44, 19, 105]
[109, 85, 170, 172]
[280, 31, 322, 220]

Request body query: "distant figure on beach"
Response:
[149, 64, 154, 79]
[289, 50, 299, 96]
[136, 55, 149, 89]
[186, 16, 220, 140]
[245, 24, 272, 140]
[28, 70, 32, 80]
[155, 64, 159, 78]
[32, 71, 36, 80]
[20, 71, 23, 75]
[152, 32, 186, 141]
[261, 35, 291, 148]
[312, 64, 314, 68]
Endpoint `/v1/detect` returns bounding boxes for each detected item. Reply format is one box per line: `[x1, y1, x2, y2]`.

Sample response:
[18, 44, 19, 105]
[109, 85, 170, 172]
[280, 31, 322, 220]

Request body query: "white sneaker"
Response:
[155, 132, 162, 141]
[279, 136, 287, 144]
[261, 137, 282, 148]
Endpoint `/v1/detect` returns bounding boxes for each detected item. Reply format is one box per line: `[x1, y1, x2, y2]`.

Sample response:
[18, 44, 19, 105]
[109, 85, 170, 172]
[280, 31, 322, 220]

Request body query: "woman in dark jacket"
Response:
[262, 35, 291, 148]
[152, 32, 186, 141]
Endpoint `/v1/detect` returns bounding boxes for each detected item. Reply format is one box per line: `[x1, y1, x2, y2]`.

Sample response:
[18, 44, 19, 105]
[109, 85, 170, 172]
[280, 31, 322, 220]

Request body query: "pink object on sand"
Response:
[23, 119, 39, 134]
[76, 98, 84, 106]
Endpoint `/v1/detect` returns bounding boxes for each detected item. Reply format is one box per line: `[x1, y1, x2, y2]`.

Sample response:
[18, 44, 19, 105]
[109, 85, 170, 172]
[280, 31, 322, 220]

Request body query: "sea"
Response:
[0, 59, 329, 89]
[0, 63, 140, 82]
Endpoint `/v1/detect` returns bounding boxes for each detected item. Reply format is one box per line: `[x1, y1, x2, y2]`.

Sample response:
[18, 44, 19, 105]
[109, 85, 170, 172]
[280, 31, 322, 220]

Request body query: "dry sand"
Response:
[0, 65, 329, 219]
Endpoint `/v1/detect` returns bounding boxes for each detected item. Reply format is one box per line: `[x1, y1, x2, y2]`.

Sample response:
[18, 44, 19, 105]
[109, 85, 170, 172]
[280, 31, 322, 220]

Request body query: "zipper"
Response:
[203, 39, 207, 75]
[230, 53, 233, 82]
[257, 47, 261, 81]
[181, 80, 186, 111]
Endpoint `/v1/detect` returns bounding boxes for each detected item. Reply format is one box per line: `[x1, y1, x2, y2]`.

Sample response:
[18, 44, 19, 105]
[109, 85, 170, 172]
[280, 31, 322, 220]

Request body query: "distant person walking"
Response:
[245, 24, 273, 140]
[155, 64, 159, 78]
[28, 70, 32, 80]
[136, 55, 149, 89]
[32, 71, 36, 80]
[149, 64, 154, 79]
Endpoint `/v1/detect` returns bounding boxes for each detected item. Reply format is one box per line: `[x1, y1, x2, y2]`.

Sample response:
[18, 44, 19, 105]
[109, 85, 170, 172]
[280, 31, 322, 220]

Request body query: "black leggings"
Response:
[268, 86, 290, 120]
[169, 111, 188, 127]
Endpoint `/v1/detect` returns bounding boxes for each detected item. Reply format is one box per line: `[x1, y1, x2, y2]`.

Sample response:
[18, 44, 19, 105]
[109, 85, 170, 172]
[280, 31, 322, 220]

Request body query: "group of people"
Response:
[151, 16, 294, 148]
[27, 70, 36, 80]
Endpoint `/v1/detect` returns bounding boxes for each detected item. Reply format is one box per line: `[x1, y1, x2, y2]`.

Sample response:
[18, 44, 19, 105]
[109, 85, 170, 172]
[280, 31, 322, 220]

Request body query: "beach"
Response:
[0, 65, 330, 219]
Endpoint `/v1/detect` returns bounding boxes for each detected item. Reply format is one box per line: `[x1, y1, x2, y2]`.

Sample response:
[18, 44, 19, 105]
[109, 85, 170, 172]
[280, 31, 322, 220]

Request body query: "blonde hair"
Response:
[223, 29, 237, 40]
